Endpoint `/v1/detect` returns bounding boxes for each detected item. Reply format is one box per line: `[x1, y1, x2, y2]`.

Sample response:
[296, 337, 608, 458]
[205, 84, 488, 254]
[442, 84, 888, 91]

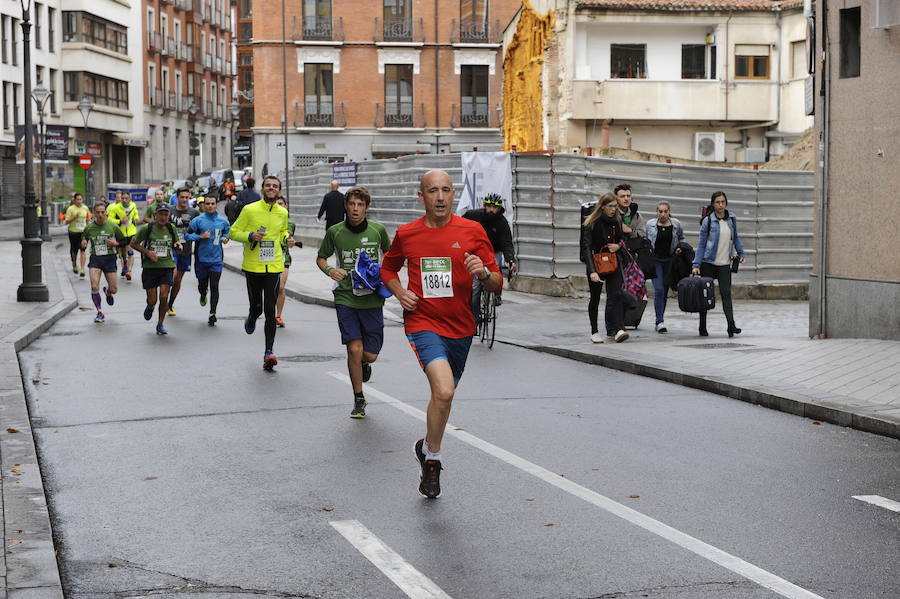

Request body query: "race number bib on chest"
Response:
[94, 236, 110, 256]
[75, 217, 86, 230]
[420, 257, 453, 298]
[151, 239, 169, 257]
[258, 240, 275, 262]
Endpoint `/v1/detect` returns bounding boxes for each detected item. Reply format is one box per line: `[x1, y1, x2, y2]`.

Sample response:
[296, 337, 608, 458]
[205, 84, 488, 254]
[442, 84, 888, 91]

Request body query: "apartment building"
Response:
[809, 0, 900, 340]
[504, 0, 811, 163]
[143, 0, 236, 181]
[240, 0, 520, 175]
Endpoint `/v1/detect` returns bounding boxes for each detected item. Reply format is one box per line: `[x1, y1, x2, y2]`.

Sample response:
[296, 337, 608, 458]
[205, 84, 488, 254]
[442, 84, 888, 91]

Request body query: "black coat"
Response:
[581, 217, 624, 276]
[461, 209, 515, 264]
[318, 191, 346, 229]
[665, 241, 695, 292]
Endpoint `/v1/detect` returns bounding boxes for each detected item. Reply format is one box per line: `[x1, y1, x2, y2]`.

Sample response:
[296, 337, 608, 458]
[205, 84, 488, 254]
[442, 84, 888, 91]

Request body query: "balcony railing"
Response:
[224, 60, 233, 75]
[294, 16, 344, 42]
[166, 37, 178, 56]
[175, 0, 192, 11]
[150, 87, 164, 107]
[294, 101, 346, 128]
[192, 0, 206, 20]
[375, 102, 425, 128]
[147, 31, 161, 52]
[213, 56, 221, 73]
[374, 17, 424, 43]
[205, 101, 213, 118]
[203, 53, 213, 69]
[451, 103, 499, 129]
[160, 0, 173, 5]
[203, 3, 212, 22]
[220, 10, 231, 32]
[177, 42, 193, 62]
[166, 91, 177, 110]
[451, 19, 501, 44]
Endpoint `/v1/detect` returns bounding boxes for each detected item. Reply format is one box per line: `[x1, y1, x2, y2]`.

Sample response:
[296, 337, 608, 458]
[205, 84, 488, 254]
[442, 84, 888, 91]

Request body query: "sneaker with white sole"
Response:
[590, 332, 604, 344]
[614, 329, 629, 343]
[656, 322, 667, 333]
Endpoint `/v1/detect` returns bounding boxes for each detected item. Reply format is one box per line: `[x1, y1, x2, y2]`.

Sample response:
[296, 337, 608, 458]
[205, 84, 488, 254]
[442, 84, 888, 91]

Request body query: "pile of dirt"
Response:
[761, 127, 817, 171]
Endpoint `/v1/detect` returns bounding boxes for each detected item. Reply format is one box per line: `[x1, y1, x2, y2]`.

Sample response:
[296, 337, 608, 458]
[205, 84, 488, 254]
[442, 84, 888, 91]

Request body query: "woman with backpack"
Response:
[645, 201, 685, 333]
[691, 191, 746, 337]
[581, 193, 629, 343]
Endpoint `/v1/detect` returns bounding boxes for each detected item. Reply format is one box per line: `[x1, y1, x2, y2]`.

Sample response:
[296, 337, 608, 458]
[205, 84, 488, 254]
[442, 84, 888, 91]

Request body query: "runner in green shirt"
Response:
[80, 202, 125, 323]
[131, 204, 182, 335]
[316, 186, 391, 418]
[65, 192, 90, 277]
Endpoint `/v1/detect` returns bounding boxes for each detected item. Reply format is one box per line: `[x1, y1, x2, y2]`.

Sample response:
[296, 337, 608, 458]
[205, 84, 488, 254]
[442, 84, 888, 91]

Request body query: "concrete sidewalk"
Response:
[0, 218, 74, 599]
[222, 242, 900, 440]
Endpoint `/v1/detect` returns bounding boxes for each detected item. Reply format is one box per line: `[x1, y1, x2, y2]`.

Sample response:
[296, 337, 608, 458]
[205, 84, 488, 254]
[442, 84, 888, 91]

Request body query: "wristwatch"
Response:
[478, 267, 490, 281]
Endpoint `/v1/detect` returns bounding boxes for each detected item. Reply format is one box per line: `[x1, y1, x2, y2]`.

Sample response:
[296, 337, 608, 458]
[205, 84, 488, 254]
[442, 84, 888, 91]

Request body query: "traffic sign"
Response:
[189, 149, 200, 156]
[79, 154, 93, 169]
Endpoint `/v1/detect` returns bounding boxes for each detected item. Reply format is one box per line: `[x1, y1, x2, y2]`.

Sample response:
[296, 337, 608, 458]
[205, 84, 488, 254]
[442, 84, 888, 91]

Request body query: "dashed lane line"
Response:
[330, 520, 453, 599]
[852, 495, 900, 513]
[328, 371, 824, 599]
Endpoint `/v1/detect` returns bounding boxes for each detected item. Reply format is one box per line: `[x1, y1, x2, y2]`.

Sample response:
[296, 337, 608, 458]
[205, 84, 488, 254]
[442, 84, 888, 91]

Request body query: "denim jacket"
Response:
[692, 212, 745, 268]
[645, 217, 685, 257]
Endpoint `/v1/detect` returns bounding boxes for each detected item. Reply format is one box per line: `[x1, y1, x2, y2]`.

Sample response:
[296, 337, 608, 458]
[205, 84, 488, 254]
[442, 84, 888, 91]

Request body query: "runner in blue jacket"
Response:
[185, 196, 231, 325]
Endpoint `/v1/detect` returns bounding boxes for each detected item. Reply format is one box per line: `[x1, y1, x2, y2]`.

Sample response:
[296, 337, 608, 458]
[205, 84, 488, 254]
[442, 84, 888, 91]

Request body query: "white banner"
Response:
[456, 152, 513, 222]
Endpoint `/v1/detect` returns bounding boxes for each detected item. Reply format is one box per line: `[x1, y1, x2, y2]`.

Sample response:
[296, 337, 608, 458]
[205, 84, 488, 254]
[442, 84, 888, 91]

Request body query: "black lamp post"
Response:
[188, 101, 200, 177]
[17, 0, 49, 302]
[229, 101, 240, 170]
[76, 95, 94, 203]
[31, 80, 51, 241]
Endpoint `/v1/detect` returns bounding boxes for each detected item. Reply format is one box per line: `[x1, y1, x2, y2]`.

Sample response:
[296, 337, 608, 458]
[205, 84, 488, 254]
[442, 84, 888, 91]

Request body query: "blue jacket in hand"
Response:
[352, 250, 392, 299]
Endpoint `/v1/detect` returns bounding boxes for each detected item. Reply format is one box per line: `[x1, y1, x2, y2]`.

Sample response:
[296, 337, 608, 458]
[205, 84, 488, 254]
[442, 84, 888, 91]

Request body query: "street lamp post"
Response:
[229, 102, 240, 170]
[32, 81, 51, 241]
[76, 95, 94, 203]
[188, 101, 200, 177]
[17, 0, 49, 302]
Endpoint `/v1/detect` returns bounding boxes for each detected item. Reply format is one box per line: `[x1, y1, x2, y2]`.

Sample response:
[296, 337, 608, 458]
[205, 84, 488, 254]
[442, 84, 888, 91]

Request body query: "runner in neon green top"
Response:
[65, 192, 90, 277]
[316, 186, 391, 418]
[274, 196, 298, 329]
[131, 204, 182, 335]
[80, 202, 125, 323]
[107, 191, 141, 280]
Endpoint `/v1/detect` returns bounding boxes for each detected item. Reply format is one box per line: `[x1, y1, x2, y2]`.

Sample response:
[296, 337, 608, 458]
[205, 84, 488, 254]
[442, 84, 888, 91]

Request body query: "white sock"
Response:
[423, 439, 442, 462]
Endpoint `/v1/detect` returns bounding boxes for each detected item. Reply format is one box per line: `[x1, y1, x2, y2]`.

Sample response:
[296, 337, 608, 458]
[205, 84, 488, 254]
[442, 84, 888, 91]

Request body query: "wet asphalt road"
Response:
[19, 263, 900, 599]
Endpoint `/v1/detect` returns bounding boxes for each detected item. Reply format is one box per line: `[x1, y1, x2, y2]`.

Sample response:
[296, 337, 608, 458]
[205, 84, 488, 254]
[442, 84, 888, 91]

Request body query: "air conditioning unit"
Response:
[873, 0, 900, 29]
[693, 132, 725, 162]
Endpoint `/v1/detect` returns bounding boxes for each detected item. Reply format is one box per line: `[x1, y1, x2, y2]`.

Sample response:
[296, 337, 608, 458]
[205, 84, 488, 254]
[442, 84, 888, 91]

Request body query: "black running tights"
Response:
[245, 271, 280, 352]
[198, 271, 222, 314]
[587, 278, 604, 334]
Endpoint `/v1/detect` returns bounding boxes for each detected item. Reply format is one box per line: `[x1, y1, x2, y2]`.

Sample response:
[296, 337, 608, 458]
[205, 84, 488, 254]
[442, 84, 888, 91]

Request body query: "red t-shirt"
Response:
[381, 214, 501, 338]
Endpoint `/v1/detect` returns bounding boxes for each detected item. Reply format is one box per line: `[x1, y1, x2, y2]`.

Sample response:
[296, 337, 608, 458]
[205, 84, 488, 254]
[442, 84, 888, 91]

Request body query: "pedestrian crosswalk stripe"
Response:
[329, 371, 825, 599]
[330, 519, 452, 599]
[852, 495, 900, 513]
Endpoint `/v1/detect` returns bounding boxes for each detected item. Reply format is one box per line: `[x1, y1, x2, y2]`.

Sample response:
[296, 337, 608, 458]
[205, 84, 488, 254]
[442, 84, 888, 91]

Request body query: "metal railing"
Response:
[147, 31, 161, 52]
[374, 17, 424, 43]
[203, 3, 212, 22]
[221, 10, 231, 32]
[375, 102, 425, 128]
[224, 60, 233, 75]
[166, 37, 178, 56]
[215, 56, 223, 73]
[451, 19, 501, 44]
[294, 16, 344, 41]
[175, 0, 192, 10]
[203, 53, 213, 69]
[192, 0, 206, 19]
[294, 101, 346, 128]
[150, 88, 164, 107]
[451, 103, 499, 128]
[177, 42, 193, 62]
[166, 91, 177, 110]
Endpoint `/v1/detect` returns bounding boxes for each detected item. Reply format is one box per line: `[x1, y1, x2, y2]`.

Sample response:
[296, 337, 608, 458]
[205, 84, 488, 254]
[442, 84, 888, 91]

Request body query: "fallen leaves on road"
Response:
[143, 476, 157, 481]
[7, 539, 22, 548]
[10, 468, 22, 475]
[381, 450, 393, 454]
[544, 523, 554, 527]
[812, 421, 822, 425]
[6, 428, 20, 433]
[628, 495, 640, 499]
[321, 507, 334, 512]
[591, 467, 600, 471]
[108, 563, 119, 568]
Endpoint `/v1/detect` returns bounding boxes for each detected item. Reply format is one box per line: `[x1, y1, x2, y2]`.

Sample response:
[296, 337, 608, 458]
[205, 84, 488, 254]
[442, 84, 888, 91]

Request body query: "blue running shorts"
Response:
[406, 330, 473, 384]
[336, 304, 385, 355]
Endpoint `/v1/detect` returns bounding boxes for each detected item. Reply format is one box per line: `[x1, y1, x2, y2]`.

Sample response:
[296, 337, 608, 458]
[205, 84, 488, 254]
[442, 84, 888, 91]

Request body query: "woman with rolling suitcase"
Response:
[691, 191, 746, 337]
[582, 193, 629, 343]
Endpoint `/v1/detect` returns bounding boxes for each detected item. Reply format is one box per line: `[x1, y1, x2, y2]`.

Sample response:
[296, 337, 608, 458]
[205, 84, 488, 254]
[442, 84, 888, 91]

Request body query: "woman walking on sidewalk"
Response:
[645, 201, 685, 333]
[582, 193, 629, 343]
[692, 191, 746, 337]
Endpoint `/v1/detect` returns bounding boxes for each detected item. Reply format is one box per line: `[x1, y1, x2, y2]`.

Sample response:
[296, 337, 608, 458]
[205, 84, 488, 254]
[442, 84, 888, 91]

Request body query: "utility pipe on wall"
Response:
[816, 0, 829, 338]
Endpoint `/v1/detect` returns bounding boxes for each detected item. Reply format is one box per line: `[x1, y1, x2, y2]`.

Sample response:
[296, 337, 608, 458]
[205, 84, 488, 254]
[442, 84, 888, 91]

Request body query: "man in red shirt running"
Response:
[381, 169, 503, 499]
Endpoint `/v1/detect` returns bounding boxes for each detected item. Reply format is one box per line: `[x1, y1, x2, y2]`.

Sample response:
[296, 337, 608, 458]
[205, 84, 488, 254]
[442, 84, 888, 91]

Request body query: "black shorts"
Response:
[120, 236, 134, 252]
[68, 232, 83, 255]
[88, 254, 118, 273]
[141, 268, 175, 290]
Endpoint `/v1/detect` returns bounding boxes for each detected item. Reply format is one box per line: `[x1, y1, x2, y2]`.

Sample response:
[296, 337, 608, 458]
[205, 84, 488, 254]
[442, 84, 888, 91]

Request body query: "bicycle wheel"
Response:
[488, 292, 497, 349]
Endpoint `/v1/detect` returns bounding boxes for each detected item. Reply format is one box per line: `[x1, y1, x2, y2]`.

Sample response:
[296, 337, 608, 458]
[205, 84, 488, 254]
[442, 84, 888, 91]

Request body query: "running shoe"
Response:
[244, 314, 256, 335]
[362, 361, 372, 383]
[350, 397, 367, 419]
[124, 270, 132, 281]
[276, 316, 285, 328]
[199, 294, 207, 307]
[155, 324, 168, 335]
[94, 311, 105, 323]
[143, 305, 154, 321]
[414, 439, 442, 499]
[263, 351, 278, 371]
[72, 266, 78, 274]
[79, 269, 85, 278]
[208, 313, 217, 326]
[167, 307, 176, 316]
[103, 286, 114, 306]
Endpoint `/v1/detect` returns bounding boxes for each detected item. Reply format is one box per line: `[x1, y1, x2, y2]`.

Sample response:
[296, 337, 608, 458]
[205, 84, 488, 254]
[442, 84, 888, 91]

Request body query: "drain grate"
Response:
[676, 343, 755, 349]
[48, 331, 81, 337]
[733, 347, 783, 353]
[278, 354, 344, 363]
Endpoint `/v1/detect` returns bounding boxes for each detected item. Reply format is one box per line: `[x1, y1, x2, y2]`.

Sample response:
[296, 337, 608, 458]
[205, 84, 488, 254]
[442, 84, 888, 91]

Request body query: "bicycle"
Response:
[477, 266, 512, 349]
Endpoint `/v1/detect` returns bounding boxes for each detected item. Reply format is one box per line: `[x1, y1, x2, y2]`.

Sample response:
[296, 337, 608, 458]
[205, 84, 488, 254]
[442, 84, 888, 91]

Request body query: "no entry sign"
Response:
[79, 154, 93, 169]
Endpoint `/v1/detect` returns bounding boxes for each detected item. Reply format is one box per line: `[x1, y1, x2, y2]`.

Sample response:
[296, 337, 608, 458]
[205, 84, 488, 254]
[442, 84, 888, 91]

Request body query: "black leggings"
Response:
[587, 278, 603, 334]
[604, 268, 626, 334]
[699, 263, 736, 328]
[198, 271, 222, 314]
[245, 271, 280, 352]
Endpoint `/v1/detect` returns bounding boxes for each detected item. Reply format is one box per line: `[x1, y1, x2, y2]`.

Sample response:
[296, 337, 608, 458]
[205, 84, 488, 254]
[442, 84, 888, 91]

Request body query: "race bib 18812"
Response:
[420, 257, 453, 298]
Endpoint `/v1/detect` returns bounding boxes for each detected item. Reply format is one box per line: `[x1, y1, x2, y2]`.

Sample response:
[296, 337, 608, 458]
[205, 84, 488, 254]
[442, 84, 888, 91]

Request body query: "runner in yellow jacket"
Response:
[106, 191, 140, 280]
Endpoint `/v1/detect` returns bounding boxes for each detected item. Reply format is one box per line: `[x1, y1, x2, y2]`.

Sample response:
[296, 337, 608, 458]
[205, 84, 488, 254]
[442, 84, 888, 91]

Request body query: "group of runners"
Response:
[70, 168, 503, 499]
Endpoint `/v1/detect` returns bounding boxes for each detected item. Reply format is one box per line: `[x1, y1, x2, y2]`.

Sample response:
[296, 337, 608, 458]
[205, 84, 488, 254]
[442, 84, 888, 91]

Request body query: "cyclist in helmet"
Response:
[463, 193, 516, 317]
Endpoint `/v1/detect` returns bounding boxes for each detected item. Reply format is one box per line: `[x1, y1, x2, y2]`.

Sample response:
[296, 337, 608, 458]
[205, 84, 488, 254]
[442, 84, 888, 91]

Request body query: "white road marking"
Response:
[328, 371, 824, 599]
[330, 519, 452, 599]
[852, 495, 900, 513]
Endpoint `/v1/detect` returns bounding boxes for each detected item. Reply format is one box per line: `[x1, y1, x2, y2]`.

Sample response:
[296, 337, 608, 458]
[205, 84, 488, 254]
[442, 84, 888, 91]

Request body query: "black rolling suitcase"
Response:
[624, 298, 647, 329]
[677, 276, 715, 313]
